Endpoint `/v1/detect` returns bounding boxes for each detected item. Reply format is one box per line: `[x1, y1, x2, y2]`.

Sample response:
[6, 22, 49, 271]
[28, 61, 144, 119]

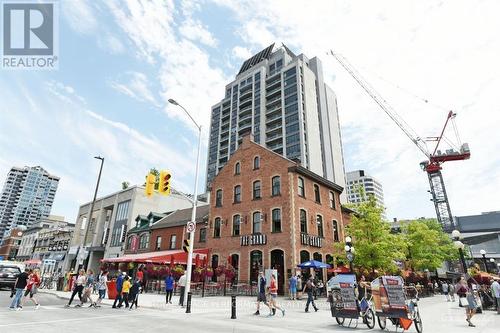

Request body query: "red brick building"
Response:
[0, 227, 24, 260]
[206, 133, 350, 293]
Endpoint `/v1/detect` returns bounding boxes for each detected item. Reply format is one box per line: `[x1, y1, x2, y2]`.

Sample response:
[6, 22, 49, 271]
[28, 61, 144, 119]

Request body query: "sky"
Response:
[0, 0, 499, 224]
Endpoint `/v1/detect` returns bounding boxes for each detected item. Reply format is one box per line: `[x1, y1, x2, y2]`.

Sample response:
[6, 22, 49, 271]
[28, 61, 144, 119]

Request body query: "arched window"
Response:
[232, 215, 241, 236]
[300, 209, 307, 234]
[253, 156, 260, 169]
[233, 185, 241, 203]
[314, 184, 321, 203]
[272, 208, 282, 233]
[253, 180, 261, 199]
[317, 215, 324, 238]
[252, 211, 261, 234]
[126, 236, 133, 249]
[214, 217, 221, 238]
[329, 191, 335, 209]
[234, 162, 241, 175]
[298, 177, 305, 197]
[300, 250, 310, 263]
[250, 250, 263, 282]
[215, 189, 223, 207]
[272, 176, 281, 196]
[333, 220, 339, 242]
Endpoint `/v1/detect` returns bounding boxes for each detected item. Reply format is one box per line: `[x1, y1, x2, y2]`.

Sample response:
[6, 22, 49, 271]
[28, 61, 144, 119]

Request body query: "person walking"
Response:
[178, 272, 187, 306]
[10, 268, 29, 310]
[303, 277, 318, 312]
[65, 269, 86, 307]
[289, 275, 297, 300]
[84, 269, 96, 307]
[128, 279, 141, 310]
[119, 276, 131, 308]
[95, 271, 108, 307]
[21, 269, 41, 309]
[165, 273, 174, 304]
[112, 272, 125, 308]
[136, 266, 144, 293]
[456, 276, 477, 327]
[254, 271, 270, 315]
[268, 274, 285, 316]
[296, 275, 303, 300]
[442, 281, 450, 302]
[449, 282, 456, 302]
[491, 278, 500, 314]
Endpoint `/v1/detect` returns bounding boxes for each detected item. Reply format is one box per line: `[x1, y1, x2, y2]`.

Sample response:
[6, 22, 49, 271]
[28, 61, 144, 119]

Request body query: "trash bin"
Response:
[107, 280, 117, 300]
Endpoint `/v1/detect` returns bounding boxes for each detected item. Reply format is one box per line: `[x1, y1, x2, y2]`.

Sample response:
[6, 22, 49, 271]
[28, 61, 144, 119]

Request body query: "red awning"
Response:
[24, 259, 41, 265]
[328, 266, 351, 274]
[101, 248, 209, 265]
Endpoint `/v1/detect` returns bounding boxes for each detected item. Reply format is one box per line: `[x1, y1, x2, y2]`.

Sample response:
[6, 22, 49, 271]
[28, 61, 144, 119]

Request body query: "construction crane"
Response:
[330, 51, 471, 231]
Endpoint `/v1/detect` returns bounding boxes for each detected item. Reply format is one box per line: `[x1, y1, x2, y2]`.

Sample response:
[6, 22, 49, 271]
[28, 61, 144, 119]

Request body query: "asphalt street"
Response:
[1, 290, 499, 333]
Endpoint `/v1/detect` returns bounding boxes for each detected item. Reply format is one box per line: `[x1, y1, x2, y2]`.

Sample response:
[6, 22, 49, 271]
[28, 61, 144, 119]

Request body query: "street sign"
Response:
[187, 222, 196, 233]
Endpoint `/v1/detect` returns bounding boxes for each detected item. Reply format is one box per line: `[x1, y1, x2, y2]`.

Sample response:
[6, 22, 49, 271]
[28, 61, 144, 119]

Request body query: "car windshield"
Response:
[0, 267, 21, 274]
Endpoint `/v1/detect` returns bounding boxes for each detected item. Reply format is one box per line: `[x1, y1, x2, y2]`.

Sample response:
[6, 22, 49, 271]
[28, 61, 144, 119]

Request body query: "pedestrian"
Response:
[456, 276, 477, 327]
[21, 269, 41, 309]
[449, 282, 456, 302]
[442, 280, 450, 302]
[254, 271, 271, 315]
[296, 275, 303, 300]
[128, 279, 141, 310]
[268, 274, 285, 316]
[65, 269, 86, 307]
[119, 276, 131, 308]
[84, 269, 96, 307]
[165, 273, 174, 304]
[289, 275, 297, 300]
[317, 280, 324, 297]
[136, 266, 144, 293]
[490, 278, 500, 314]
[303, 277, 318, 312]
[357, 275, 370, 301]
[112, 272, 125, 308]
[178, 272, 187, 306]
[95, 271, 108, 307]
[9, 268, 29, 310]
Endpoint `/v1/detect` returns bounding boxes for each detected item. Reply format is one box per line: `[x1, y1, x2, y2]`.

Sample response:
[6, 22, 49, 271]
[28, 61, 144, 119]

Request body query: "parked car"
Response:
[0, 265, 21, 290]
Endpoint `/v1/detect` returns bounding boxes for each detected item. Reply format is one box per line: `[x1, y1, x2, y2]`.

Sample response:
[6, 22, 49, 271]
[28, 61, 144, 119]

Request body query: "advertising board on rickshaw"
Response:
[329, 274, 358, 319]
[371, 275, 407, 318]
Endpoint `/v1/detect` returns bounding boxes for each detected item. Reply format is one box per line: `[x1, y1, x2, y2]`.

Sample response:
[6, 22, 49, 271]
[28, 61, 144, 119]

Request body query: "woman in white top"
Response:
[95, 271, 109, 307]
[65, 269, 86, 307]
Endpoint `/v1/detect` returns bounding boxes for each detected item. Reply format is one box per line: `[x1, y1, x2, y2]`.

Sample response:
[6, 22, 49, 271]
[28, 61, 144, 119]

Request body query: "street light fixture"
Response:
[345, 236, 355, 272]
[168, 98, 202, 312]
[452, 229, 468, 276]
[479, 249, 489, 273]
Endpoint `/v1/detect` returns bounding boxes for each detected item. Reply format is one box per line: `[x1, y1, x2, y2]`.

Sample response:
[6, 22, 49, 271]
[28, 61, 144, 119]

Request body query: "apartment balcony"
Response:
[266, 134, 283, 146]
[266, 112, 282, 124]
[239, 89, 252, 100]
[238, 113, 252, 124]
[300, 233, 323, 248]
[240, 98, 252, 109]
[240, 233, 267, 246]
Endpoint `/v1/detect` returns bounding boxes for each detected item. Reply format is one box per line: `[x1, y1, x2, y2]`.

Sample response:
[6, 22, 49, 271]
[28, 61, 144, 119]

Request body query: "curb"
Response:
[37, 290, 158, 309]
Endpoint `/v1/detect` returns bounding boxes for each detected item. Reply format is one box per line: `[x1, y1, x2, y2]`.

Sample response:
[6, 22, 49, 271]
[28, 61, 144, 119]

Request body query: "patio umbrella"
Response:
[297, 260, 331, 269]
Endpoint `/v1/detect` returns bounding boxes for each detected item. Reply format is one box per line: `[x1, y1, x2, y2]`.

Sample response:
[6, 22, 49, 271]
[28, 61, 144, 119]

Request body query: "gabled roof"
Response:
[151, 205, 210, 230]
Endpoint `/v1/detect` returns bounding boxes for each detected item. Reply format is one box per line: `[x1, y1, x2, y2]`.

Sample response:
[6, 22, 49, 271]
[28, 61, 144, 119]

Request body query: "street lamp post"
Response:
[344, 236, 355, 273]
[451, 230, 468, 276]
[479, 249, 489, 273]
[82, 156, 104, 270]
[168, 99, 202, 312]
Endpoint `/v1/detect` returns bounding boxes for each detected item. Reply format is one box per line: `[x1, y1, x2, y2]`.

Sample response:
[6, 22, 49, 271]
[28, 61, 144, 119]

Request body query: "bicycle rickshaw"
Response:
[371, 276, 423, 333]
[328, 273, 375, 329]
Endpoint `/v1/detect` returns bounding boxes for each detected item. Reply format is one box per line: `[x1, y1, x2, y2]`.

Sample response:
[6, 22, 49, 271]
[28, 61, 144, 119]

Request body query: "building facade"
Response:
[206, 43, 346, 201]
[206, 133, 348, 294]
[0, 166, 59, 242]
[0, 227, 25, 260]
[346, 170, 385, 208]
[124, 212, 168, 255]
[66, 186, 196, 273]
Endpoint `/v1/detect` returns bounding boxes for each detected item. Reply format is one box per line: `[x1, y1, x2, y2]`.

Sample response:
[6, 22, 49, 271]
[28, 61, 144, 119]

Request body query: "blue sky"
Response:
[1, 0, 499, 224]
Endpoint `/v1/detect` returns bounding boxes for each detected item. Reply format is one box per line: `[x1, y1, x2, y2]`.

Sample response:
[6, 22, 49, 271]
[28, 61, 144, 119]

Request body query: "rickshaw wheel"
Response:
[378, 316, 387, 330]
[364, 309, 375, 329]
[335, 317, 345, 326]
[414, 310, 423, 333]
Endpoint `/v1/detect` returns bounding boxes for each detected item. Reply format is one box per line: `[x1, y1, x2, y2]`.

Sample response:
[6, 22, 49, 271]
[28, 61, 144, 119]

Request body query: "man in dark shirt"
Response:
[254, 271, 270, 315]
[10, 268, 29, 310]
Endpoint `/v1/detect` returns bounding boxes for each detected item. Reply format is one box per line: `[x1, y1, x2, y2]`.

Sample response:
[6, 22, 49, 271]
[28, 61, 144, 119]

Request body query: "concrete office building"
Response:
[206, 43, 346, 201]
[346, 170, 385, 208]
[66, 186, 197, 273]
[0, 166, 59, 243]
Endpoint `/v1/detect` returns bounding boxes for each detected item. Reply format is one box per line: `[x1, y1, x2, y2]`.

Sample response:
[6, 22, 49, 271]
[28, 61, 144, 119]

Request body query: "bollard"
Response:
[231, 294, 236, 319]
[186, 292, 192, 313]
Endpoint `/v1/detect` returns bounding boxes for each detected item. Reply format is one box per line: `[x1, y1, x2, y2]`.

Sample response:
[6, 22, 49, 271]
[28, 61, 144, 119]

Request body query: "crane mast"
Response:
[330, 51, 470, 231]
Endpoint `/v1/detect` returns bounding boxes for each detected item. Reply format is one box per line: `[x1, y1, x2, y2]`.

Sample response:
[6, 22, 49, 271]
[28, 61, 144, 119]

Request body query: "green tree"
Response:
[339, 194, 406, 274]
[403, 219, 458, 271]
[121, 181, 130, 190]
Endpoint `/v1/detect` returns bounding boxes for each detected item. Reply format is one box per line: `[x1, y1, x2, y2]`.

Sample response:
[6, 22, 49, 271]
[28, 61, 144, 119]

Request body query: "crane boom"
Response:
[330, 51, 431, 158]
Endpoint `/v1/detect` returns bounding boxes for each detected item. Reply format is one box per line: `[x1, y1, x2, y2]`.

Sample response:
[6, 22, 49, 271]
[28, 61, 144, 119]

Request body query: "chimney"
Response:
[239, 128, 254, 145]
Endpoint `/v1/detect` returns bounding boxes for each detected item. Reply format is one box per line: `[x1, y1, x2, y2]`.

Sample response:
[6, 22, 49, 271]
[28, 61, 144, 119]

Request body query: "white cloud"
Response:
[62, 0, 98, 35]
[109, 72, 159, 106]
[231, 46, 251, 60]
[179, 19, 218, 47]
[215, 0, 500, 220]
[98, 33, 126, 54]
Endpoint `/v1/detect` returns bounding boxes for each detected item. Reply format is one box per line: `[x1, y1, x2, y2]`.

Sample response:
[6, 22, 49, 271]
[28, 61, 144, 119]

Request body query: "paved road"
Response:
[1, 290, 499, 332]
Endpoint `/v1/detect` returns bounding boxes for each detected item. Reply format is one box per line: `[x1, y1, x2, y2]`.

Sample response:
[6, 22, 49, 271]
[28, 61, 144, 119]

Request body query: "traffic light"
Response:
[182, 239, 190, 253]
[159, 170, 172, 195]
[145, 173, 156, 197]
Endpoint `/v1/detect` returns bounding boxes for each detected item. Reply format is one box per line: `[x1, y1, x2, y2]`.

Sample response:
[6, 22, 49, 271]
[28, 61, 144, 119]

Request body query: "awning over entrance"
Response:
[101, 248, 209, 265]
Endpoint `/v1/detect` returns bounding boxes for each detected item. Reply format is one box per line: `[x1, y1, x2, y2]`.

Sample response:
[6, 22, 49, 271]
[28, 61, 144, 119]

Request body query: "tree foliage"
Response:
[121, 181, 130, 190]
